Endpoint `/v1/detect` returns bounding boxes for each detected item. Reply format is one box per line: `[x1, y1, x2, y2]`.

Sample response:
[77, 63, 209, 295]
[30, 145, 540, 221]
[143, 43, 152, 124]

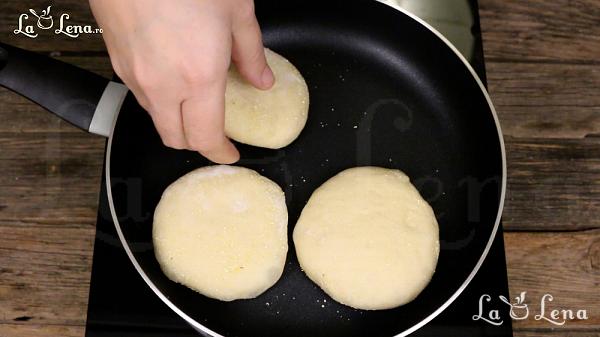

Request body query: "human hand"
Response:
[90, 0, 274, 163]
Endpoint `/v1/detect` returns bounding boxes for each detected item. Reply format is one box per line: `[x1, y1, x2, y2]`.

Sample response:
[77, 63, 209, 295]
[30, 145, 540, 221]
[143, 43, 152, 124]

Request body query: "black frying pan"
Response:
[0, 0, 506, 336]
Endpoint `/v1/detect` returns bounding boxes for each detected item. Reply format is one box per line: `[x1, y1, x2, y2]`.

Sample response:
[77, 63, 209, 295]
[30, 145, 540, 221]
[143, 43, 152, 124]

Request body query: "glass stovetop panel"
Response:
[385, 0, 475, 59]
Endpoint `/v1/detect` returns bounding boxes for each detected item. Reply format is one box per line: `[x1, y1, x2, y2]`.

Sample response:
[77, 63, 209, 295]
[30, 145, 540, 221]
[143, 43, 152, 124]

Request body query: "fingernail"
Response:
[261, 66, 274, 89]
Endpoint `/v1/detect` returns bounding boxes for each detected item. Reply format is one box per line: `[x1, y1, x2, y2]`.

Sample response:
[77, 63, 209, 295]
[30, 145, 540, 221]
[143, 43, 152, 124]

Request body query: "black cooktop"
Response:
[85, 1, 513, 336]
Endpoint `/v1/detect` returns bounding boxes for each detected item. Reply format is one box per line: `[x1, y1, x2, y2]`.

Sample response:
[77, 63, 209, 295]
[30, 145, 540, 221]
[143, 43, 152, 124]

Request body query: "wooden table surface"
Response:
[0, 1, 599, 336]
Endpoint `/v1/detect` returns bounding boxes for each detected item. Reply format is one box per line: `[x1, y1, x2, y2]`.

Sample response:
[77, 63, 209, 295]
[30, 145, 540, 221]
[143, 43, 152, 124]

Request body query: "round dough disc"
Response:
[293, 167, 439, 310]
[153, 165, 288, 301]
[225, 48, 309, 149]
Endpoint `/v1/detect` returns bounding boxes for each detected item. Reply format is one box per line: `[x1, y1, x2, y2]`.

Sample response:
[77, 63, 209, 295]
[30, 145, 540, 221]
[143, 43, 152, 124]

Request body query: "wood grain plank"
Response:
[487, 62, 600, 139]
[0, 133, 104, 226]
[0, 124, 98, 337]
[0, 1, 105, 52]
[0, 323, 84, 337]
[479, 0, 600, 63]
[0, 225, 94, 327]
[0, 56, 114, 133]
[505, 230, 600, 330]
[503, 137, 600, 231]
[0, 132, 97, 336]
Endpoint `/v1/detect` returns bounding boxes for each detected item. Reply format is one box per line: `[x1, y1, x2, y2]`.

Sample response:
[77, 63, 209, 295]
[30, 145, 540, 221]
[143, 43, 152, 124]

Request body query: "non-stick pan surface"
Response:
[107, 0, 505, 336]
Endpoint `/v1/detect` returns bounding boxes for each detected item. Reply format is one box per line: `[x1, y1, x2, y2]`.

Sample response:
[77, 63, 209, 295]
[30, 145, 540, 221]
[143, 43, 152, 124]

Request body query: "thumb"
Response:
[231, 4, 274, 89]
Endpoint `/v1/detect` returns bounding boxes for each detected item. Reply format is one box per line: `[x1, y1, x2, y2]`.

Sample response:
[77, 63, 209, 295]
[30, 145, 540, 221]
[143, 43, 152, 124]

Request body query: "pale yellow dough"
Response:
[225, 49, 309, 149]
[153, 165, 288, 301]
[293, 167, 440, 310]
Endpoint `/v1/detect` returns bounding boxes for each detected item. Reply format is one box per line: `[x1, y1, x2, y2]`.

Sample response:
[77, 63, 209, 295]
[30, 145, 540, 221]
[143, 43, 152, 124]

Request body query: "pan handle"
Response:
[0, 42, 128, 137]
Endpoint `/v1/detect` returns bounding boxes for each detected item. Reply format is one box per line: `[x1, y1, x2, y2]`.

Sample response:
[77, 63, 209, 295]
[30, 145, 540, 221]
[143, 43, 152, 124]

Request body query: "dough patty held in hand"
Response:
[153, 165, 288, 301]
[225, 49, 309, 149]
[293, 167, 440, 310]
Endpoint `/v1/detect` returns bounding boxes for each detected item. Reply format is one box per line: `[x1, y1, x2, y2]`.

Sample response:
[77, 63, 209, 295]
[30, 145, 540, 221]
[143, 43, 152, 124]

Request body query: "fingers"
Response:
[181, 79, 240, 164]
[122, 72, 189, 150]
[231, 1, 274, 89]
[129, 70, 238, 162]
[147, 104, 188, 150]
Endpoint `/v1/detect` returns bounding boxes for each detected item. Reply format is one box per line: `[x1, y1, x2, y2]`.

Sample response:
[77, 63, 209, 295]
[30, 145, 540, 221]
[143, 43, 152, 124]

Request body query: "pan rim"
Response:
[104, 1, 507, 336]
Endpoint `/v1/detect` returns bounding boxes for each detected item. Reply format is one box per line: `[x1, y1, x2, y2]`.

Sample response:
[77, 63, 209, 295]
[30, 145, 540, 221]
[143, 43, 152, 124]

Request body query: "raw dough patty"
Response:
[153, 165, 288, 301]
[225, 48, 309, 149]
[293, 167, 439, 310]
